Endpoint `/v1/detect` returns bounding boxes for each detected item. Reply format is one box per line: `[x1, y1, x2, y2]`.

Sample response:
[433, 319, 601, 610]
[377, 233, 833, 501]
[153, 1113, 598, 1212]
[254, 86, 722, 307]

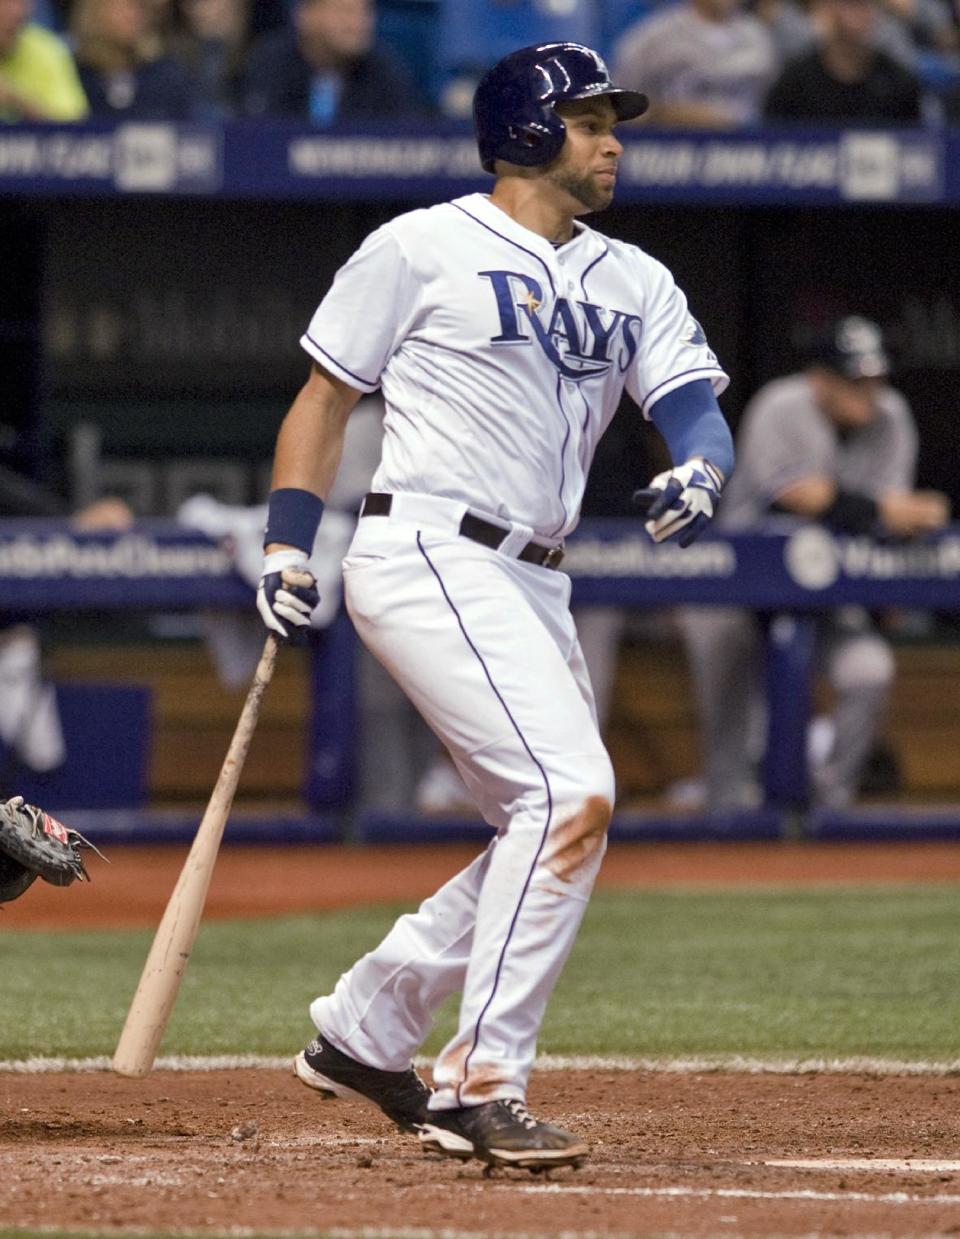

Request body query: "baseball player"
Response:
[257, 42, 734, 1172]
[682, 316, 949, 811]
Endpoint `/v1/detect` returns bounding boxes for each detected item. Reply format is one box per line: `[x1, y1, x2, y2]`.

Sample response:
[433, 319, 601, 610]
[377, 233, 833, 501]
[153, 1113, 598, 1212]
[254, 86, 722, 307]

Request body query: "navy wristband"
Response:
[264, 487, 324, 553]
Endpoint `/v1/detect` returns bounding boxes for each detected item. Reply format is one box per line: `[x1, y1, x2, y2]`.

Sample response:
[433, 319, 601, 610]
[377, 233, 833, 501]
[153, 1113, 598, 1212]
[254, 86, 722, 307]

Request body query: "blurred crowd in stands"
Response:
[1, 0, 960, 128]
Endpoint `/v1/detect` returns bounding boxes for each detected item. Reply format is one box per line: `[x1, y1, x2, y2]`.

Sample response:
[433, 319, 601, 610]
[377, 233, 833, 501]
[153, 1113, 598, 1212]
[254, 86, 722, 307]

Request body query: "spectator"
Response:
[681, 316, 950, 812]
[167, 0, 249, 118]
[612, 0, 778, 128]
[0, 0, 88, 121]
[240, 0, 426, 123]
[753, 0, 960, 73]
[764, 0, 923, 122]
[879, 0, 959, 64]
[70, 0, 200, 120]
[751, 0, 816, 63]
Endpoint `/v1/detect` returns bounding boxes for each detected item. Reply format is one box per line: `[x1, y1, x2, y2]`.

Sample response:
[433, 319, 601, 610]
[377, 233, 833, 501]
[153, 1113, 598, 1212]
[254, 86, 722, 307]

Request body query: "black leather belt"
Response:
[360, 492, 565, 570]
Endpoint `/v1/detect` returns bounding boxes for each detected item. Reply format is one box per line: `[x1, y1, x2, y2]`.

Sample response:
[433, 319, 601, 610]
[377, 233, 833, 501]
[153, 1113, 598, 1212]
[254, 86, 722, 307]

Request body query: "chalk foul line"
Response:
[765, 1156, 960, 1172]
[2, 1052, 960, 1075]
[511, 1183, 960, 1206]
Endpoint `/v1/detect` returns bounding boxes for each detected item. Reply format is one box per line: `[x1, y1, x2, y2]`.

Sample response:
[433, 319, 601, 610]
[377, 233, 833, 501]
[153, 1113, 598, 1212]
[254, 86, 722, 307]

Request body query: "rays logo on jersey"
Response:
[681, 315, 707, 347]
[479, 270, 642, 383]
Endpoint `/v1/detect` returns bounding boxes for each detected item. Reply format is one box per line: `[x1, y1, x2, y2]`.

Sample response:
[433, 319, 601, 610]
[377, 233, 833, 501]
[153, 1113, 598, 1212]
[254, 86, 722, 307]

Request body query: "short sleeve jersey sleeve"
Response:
[301, 225, 422, 392]
[622, 251, 728, 416]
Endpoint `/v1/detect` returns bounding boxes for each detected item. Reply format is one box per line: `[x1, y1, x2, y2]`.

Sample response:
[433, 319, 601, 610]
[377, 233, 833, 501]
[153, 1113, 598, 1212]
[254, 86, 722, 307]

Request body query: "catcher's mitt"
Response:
[0, 796, 105, 904]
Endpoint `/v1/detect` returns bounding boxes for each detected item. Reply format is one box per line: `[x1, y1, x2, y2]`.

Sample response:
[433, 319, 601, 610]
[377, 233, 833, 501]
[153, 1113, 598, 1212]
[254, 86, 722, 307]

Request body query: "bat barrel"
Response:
[112, 634, 278, 1078]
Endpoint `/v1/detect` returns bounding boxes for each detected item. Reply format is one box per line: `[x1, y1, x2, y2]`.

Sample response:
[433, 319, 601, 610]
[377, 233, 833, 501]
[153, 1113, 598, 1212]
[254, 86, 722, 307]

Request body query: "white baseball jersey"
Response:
[302, 192, 727, 538]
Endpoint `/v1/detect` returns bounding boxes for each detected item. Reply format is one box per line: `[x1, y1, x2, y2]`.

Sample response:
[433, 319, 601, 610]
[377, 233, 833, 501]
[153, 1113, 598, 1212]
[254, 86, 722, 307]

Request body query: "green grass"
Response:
[2, 887, 959, 1063]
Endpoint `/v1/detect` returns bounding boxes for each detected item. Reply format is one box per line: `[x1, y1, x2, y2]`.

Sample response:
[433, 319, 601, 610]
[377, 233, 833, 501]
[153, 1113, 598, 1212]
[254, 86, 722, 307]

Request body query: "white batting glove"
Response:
[257, 549, 320, 641]
[633, 459, 724, 548]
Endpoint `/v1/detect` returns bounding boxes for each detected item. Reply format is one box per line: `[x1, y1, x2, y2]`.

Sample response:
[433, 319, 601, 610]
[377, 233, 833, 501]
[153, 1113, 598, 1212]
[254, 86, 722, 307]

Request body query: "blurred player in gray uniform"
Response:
[682, 316, 949, 812]
[256, 42, 734, 1171]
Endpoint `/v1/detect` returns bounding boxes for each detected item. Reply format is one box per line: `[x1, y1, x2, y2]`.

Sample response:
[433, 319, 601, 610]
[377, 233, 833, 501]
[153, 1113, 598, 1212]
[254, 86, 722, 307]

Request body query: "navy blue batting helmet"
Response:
[473, 42, 648, 175]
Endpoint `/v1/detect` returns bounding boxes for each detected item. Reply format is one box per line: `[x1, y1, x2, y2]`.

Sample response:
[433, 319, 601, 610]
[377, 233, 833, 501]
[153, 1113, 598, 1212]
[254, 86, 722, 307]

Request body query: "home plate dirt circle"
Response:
[3, 1066, 960, 1237]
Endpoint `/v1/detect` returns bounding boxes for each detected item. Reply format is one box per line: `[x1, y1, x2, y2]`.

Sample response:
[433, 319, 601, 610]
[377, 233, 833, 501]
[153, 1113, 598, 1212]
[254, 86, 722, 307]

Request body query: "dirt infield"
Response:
[2, 1067, 960, 1237]
[5, 839, 960, 1236]
[11, 838, 960, 930]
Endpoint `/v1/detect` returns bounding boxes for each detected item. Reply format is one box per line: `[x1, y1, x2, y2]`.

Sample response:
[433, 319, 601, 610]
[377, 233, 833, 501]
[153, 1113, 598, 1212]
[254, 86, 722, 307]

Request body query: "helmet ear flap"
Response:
[500, 119, 564, 167]
[508, 121, 551, 151]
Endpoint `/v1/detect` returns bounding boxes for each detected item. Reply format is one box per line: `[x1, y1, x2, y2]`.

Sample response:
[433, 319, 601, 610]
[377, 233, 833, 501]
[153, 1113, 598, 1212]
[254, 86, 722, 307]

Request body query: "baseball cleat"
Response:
[419, 1098, 589, 1171]
[294, 1031, 432, 1133]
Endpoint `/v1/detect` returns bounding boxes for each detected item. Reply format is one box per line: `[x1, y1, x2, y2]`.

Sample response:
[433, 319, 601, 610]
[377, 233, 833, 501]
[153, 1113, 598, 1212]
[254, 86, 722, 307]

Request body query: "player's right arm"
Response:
[258, 362, 363, 640]
[266, 361, 363, 539]
[258, 220, 418, 638]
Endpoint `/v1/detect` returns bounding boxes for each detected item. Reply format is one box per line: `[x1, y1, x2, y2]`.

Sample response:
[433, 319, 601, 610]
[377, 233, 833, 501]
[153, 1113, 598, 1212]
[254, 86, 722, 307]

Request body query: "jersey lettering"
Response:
[478, 269, 642, 383]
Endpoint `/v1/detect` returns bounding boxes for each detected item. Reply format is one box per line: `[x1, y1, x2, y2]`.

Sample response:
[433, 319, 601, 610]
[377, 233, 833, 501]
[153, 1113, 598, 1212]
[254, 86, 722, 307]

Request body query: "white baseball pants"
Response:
[311, 495, 615, 1109]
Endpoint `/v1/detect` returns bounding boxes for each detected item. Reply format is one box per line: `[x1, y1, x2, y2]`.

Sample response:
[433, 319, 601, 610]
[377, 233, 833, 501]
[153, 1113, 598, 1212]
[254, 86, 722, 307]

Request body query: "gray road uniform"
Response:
[681, 373, 918, 810]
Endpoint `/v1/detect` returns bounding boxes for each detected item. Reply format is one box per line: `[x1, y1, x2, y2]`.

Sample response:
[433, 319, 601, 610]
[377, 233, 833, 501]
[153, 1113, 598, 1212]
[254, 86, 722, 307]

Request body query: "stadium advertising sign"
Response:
[0, 521, 957, 611]
[617, 130, 943, 203]
[0, 123, 222, 194]
[0, 123, 948, 204]
[566, 522, 960, 608]
[783, 527, 960, 591]
[279, 128, 944, 203]
[0, 525, 248, 610]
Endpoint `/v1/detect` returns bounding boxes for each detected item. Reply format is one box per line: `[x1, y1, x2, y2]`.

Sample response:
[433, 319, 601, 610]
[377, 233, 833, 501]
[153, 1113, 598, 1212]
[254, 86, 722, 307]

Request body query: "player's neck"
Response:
[487, 180, 578, 245]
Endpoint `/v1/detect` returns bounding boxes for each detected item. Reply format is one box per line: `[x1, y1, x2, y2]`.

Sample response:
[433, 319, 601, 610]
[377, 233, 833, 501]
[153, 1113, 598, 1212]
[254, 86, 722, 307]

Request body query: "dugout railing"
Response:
[1, 518, 959, 843]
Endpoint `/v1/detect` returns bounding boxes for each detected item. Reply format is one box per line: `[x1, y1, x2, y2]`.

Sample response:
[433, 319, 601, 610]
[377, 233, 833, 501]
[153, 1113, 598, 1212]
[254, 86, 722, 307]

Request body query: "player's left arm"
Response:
[633, 378, 735, 547]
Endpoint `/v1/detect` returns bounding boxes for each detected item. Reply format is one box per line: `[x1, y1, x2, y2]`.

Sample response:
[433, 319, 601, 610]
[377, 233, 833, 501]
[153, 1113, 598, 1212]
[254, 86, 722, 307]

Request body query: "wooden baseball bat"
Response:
[112, 632, 279, 1078]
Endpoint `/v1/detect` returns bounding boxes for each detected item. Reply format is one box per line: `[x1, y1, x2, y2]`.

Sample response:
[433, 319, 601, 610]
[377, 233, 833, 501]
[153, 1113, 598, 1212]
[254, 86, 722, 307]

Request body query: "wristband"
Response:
[771, 490, 878, 534]
[821, 490, 878, 534]
[264, 487, 324, 553]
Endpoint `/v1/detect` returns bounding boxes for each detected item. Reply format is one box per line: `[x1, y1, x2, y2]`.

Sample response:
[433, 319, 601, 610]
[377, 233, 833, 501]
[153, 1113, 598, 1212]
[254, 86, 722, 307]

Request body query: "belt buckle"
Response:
[543, 544, 564, 570]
